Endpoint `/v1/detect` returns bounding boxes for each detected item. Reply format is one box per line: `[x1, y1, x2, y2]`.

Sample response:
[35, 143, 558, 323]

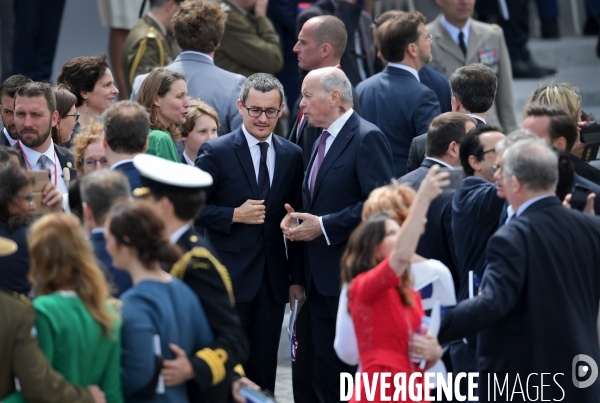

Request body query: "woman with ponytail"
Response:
[105, 199, 213, 403]
[339, 167, 449, 403]
[4, 212, 123, 403]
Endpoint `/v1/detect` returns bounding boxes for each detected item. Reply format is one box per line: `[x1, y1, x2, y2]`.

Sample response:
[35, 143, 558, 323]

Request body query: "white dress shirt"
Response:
[308, 108, 354, 245]
[425, 156, 454, 169]
[387, 62, 420, 82]
[441, 14, 472, 49]
[466, 114, 486, 125]
[180, 50, 214, 62]
[183, 152, 195, 166]
[20, 140, 68, 194]
[242, 125, 275, 186]
[3, 128, 17, 146]
[169, 224, 192, 245]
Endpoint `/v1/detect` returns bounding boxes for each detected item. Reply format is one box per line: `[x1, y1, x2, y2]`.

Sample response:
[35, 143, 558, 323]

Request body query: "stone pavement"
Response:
[275, 357, 294, 403]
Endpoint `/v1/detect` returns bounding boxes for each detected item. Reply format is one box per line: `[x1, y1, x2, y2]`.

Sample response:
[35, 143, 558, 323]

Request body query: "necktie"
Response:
[257, 142, 270, 201]
[296, 111, 304, 133]
[310, 131, 331, 199]
[38, 155, 48, 170]
[458, 31, 467, 57]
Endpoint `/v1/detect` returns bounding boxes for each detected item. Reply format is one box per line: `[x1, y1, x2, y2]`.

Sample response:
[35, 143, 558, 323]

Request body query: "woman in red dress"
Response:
[341, 167, 447, 403]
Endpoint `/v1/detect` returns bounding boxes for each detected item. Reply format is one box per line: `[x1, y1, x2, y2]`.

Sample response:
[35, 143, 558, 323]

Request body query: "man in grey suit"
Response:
[131, 0, 245, 136]
[427, 0, 517, 133]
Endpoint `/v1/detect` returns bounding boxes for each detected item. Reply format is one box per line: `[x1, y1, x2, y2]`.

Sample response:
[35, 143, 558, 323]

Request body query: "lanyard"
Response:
[18, 141, 58, 187]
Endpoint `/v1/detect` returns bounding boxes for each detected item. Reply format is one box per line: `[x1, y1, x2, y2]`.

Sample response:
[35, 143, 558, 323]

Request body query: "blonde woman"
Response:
[4, 213, 122, 403]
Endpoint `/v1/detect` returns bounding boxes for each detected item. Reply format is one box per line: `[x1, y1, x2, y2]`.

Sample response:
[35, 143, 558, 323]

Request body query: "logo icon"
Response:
[572, 354, 598, 388]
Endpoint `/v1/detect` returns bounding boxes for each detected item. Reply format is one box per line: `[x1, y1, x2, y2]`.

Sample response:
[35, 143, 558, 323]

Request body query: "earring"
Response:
[85, 99, 89, 106]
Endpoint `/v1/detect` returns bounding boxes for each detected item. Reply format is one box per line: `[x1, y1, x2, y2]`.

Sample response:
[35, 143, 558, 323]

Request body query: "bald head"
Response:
[294, 16, 347, 70]
[300, 67, 353, 129]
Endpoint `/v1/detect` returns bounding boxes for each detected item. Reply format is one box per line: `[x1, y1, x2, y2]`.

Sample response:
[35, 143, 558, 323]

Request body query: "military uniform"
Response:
[132, 154, 248, 402]
[427, 15, 517, 133]
[0, 290, 93, 402]
[121, 14, 179, 96]
[214, 0, 283, 77]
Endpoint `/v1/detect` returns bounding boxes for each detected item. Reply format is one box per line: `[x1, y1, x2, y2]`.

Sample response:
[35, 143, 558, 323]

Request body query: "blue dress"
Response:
[121, 278, 214, 403]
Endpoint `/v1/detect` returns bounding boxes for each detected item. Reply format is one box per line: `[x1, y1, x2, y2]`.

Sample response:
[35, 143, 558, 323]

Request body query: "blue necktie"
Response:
[258, 142, 270, 201]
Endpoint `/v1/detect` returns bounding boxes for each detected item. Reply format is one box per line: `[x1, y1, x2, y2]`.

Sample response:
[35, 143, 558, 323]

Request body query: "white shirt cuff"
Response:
[319, 216, 331, 245]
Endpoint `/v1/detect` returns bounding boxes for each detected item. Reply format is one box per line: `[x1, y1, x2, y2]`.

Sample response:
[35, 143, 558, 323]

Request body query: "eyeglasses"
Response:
[82, 158, 109, 170]
[479, 148, 496, 157]
[241, 101, 281, 119]
[491, 164, 502, 175]
[65, 112, 80, 122]
[15, 193, 34, 206]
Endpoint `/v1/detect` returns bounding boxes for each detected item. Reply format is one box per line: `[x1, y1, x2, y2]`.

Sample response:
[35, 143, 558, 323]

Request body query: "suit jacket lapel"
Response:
[431, 16, 465, 64]
[310, 113, 358, 203]
[54, 145, 77, 181]
[267, 135, 287, 213]
[466, 23, 483, 62]
[233, 128, 259, 198]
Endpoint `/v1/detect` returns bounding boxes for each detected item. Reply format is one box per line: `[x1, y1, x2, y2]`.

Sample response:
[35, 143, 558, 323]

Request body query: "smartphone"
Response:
[580, 124, 600, 162]
[438, 167, 464, 190]
[30, 170, 52, 215]
[571, 184, 591, 211]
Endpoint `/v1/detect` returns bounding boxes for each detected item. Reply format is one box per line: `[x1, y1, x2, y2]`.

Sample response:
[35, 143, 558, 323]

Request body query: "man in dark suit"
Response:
[297, 0, 375, 87]
[407, 63, 497, 173]
[80, 169, 133, 298]
[281, 67, 394, 403]
[132, 154, 250, 402]
[1, 75, 32, 147]
[290, 15, 361, 168]
[399, 112, 475, 295]
[13, 82, 73, 210]
[357, 12, 440, 177]
[520, 104, 600, 214]
[439, 139, 600, 402]
[196, 73, 304, 393]
[372, 10, 452, 114]
[103, 101, 149, 193]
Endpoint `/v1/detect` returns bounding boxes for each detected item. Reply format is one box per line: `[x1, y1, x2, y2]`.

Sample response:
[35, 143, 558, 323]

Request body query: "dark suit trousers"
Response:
[292, 302, 324, 403]
[309, 280, 356, 403]
[235, 264, 285, 393]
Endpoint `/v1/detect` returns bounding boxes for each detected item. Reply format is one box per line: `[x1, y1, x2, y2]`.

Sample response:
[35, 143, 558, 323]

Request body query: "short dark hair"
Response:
[15, 82, 57, 113]
[524, 104, 577, 152]
[309, 16, 347, 59]
[239, 73, 284, 106]
[378, 11, 425, 63]
[173, 0, 226, 53]
[104, 101, 150, 154]
[0, 164, 33, 229]
[57, 55, 109, 107]
[0, 145, 23, 167]
[51, 86, 77, 146]
[80, 170, 131, 224]
[459, 124, 504, 176]
[0, 75, 33, 99]
[449, 64, 498, 113]
[151, 189, 206, 221]
[426, 112, 476, 158]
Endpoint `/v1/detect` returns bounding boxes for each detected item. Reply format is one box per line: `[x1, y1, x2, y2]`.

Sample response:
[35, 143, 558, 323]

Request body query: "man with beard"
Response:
[356, 12, 440, 177]
[0, 75, 32, 147]
[13, 82, 75, 208]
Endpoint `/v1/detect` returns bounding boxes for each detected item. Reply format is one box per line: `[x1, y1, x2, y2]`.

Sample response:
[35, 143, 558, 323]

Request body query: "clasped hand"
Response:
[280, 204, 322, 241]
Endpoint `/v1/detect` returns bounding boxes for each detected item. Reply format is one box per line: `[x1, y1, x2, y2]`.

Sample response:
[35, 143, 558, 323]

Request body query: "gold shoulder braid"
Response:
[170, 247, 235, 306]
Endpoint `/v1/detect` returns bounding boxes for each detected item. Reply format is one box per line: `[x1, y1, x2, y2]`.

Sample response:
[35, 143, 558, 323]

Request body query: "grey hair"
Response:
[495, 129, 538, 153]
[239, 73, 285, 106]
[502, 139, 558, 193]
[80, 170, 131, 224]
[319, 68, 353, 106]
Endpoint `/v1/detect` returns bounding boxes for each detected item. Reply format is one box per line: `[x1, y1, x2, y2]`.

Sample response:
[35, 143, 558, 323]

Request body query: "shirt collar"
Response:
[425, 157, 454, 169]
[147, 12, 167, 36]
[465, 114, 486, 124]
[387, 63, 420, 82]
[110, 159, 133, 170]
[324, 108, 354, 137]
[506, 205, 515, 223]
[242, 125, 273, 148]
[20, 139, 55, 167]
[170, 224, 191, 244]
[440, 15, 471, 48]
[3, 128, 17, 146]
[516, 194, 554, 217]
[183, 152, 195, 166]
[180, 50, 214, 62]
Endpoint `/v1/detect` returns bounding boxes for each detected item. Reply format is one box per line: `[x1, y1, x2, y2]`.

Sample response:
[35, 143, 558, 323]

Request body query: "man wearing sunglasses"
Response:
[195, 73, 304, 394]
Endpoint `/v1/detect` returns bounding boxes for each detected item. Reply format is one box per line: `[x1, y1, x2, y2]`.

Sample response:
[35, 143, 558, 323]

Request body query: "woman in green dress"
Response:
[137, 68, 190, 162]
[3, 213, 123, 403]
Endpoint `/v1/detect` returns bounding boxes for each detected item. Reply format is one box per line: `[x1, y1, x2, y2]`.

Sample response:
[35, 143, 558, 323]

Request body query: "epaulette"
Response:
[7, 291, 31, 305]
[171, 247, 235, 306]
[129, 26, 166, 85]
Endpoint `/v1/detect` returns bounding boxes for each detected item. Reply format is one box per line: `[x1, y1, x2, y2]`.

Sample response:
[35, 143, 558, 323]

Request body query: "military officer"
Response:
[132, 154, 250, 402]
[426, 0, 517, 133]
[0, 238, 102, 403]
[121, 0, 182, 97]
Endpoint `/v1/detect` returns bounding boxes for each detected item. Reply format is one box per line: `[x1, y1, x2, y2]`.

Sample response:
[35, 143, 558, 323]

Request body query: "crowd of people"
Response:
[1, 0, 600, 403]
